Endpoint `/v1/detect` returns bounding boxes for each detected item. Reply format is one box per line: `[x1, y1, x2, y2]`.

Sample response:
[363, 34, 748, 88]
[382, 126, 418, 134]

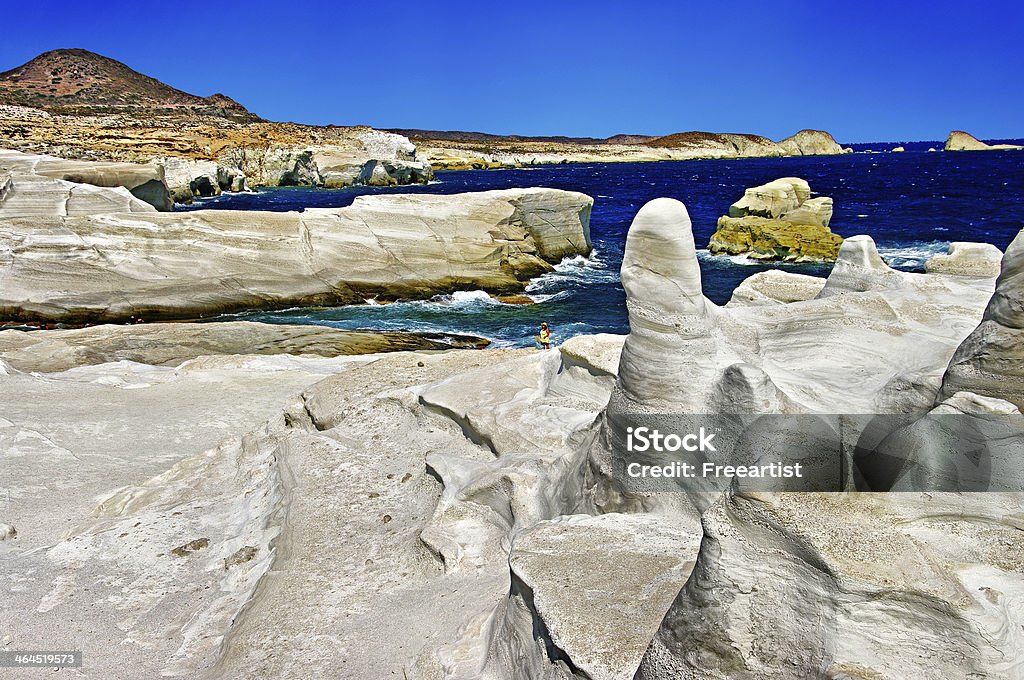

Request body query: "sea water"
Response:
[184, 147, 1024, 347]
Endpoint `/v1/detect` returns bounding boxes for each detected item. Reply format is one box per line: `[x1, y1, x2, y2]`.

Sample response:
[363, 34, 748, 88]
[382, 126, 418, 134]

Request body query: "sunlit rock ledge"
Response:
[0, 148, 173, 210]
[0, 187, 592, 323]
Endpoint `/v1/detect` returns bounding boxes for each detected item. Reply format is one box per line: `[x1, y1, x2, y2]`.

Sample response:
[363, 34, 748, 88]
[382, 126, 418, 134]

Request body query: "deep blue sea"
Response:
[184, 148, 1024, 347]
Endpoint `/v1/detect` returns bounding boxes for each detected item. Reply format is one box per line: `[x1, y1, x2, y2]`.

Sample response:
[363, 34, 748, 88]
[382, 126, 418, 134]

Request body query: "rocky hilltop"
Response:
[945, 130, 1024, 151]
[708, 177, 844, 261]
[0, 49, 257, 121]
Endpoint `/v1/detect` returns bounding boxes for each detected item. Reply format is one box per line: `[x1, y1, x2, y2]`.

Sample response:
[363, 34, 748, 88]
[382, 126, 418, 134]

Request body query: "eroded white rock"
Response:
[926, 241, 1003, 277]
[0, 188, 592, 323]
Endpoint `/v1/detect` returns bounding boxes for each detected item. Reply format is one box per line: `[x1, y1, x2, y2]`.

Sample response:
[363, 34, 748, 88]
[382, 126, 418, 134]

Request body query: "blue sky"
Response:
[2, 0, 1021, 143]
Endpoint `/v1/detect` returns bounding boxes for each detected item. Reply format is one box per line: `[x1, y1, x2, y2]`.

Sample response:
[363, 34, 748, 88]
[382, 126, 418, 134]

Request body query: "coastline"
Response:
[2, 38, 1024, 680]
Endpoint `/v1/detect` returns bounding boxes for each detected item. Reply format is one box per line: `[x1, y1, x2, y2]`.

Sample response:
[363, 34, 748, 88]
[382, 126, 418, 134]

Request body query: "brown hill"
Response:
[644, 131, 775, 148]
[0, 48, 258, 121]
[387, 128, 626, 145]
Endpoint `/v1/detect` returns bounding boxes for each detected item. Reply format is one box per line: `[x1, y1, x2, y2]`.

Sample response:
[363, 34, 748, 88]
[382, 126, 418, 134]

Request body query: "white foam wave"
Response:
[696, 249, 776, 266]
[527, 290, 571, 304]
[450, 290, 494, 304]
[876, 241, 950, 268]
[554, 254, 591, 271]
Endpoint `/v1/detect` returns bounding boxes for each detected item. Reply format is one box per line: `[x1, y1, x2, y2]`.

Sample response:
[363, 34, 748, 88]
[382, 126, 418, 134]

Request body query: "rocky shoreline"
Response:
[415, 128, 852, 170]
[2, 192, 1021, 678]
[0, 155, 592, 323]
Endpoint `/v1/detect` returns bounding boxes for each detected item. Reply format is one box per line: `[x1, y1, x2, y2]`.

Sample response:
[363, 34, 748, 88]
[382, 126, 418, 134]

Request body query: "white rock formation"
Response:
[0, 188, 592, 322]
[315, 152, 433, 188]
[0, 345, 381, 677]
[711, 177, 841, 261]
[220, 132, 432, 189]
[0, 148, 173, 210]
[776, 129, 845, 156]
[0, 321, 486, 373]
[157, 156, 247, 203]
[925, 241, 1004, 277]
[2, 191, 1019, 680]
[0, 171, 155, 217]
[636, 490, 1024, 680]
[728, 177, 810, 219]
[940, 229, 1024, 410]
[782, 195, 833, 228]
[587, 201, 1024, 679]
[726, 269, 826, 306]
[479, 513, 700, 680]
[356, 129, 417, 160]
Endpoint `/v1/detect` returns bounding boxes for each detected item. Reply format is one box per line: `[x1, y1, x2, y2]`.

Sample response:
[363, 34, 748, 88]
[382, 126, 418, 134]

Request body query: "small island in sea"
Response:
[1, 7, 1023, 678]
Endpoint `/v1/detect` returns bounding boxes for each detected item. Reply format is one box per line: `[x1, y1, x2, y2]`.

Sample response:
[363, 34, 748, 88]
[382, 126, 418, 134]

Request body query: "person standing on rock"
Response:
[537, 322, 552, 349]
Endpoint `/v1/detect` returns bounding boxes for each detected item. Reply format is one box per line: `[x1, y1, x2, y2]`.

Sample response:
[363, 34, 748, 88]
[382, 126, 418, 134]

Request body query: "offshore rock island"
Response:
[708, 177, 844, 262]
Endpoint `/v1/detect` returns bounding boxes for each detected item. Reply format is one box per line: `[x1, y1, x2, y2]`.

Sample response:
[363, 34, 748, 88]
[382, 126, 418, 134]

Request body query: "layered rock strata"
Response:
[0, 169, 156, 217]
[419, 129, 849, 170]
[0, 321, 489, 373]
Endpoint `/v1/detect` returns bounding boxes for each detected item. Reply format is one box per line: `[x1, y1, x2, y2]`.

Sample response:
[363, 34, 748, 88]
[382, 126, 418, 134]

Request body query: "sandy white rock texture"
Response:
[926, 241, 1004, 277]
[940, 229, 1024, 410]
[0, 187, 592, 323]
[726, 269, 826, 306]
